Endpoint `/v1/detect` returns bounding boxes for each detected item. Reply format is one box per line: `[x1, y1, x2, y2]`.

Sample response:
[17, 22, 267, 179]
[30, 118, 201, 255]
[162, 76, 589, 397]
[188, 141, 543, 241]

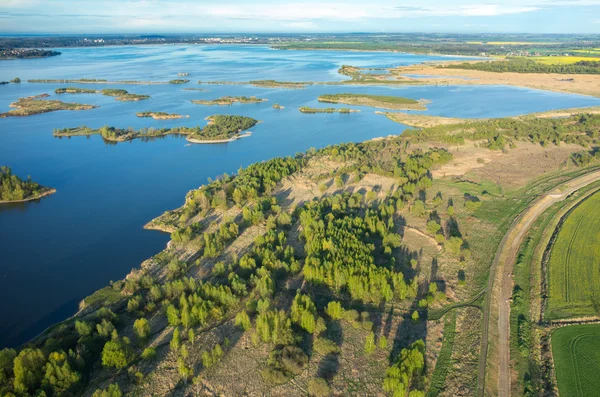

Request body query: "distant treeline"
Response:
[0, 49, 61, 60]
[444, 58, 600, 74]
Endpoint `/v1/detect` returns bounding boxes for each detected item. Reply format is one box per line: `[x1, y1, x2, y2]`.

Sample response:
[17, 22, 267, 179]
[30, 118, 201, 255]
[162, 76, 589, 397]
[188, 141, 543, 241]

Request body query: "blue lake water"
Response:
[1, 45, 600, 348]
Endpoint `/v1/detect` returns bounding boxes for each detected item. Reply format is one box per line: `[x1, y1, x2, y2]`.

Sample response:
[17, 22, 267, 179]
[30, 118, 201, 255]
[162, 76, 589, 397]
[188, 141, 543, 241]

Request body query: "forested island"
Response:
[136, 112, 185, 120]
[191, 96, 267, 106]
[0, 166, 55, 203]
[318, 94, 428, 110]
[444, 58, 600, 74]
[0, 48, 61, 60]
[55, 88, 150, 101]
[298, 107, 359, 114]
[53, 115, 257, 143]
[0, 94, 97, 118]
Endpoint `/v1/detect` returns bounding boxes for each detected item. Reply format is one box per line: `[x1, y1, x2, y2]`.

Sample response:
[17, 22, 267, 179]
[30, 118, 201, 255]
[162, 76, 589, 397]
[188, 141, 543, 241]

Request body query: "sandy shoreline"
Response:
[186, 132, 252, 144]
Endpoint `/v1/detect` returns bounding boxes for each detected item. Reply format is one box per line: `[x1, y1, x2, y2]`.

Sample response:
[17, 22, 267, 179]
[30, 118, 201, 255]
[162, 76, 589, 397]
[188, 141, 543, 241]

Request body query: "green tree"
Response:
[91, 384, 122, 397]
[133, 318, 150, 341]
[13, 348, 45, 393]
[101, 338, 130, 369]
[325, 301, 343, 320]
[364, 332, 376, 354]
[235, 311, 252, 331]
[41, 351, 80, 395]
[426, 220, 441, 235]
[75, 320, 92, 338]
[170, 328, 181, 351]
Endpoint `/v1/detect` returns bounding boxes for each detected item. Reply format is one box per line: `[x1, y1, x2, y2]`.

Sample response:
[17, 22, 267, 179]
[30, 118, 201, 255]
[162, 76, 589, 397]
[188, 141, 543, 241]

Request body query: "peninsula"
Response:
[53, 115, 257, 143]
[0, 166, 55, 203]
[0, 94, 97, 118]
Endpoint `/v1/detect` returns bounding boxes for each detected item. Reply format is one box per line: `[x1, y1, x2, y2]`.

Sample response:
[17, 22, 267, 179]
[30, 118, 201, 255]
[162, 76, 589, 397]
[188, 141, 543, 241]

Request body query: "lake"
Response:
[1, 45, 599, 348]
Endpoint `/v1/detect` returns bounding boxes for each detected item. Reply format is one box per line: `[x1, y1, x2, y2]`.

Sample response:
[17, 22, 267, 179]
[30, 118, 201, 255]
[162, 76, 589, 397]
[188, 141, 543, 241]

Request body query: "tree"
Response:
[379, 335, 388, 349]
[133, 318, 150, 341]
[91, 384, 122, 397]
[41, 351, 80, 395]
[13, 348, 46, 393]
[101, 339, 130, 369]
[364, 332, 376, 354]
[75, 320, 92, 338]
[235, 311, 251, 331]
[170, 328, 181, 352]
[325, 301, 343, 320]
[11, 77, 21, 84]
[141, 347, 156, 360]
[411, 310, 420, 322]
[426, 220, 441, 235]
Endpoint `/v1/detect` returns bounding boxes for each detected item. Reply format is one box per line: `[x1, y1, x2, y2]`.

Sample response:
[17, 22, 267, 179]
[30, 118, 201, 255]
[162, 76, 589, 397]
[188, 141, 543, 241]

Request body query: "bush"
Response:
[313, 338, 340, 355]
[141, 347, 156, 360]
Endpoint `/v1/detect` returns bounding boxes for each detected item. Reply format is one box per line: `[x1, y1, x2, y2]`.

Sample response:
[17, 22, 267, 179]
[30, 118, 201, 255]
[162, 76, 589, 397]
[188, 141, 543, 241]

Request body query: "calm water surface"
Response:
[1, 45, 599, 347]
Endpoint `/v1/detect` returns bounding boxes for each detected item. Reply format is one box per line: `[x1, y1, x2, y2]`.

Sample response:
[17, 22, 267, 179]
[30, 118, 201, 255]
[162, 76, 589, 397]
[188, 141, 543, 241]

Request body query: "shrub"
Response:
[308, 377, 331, 397]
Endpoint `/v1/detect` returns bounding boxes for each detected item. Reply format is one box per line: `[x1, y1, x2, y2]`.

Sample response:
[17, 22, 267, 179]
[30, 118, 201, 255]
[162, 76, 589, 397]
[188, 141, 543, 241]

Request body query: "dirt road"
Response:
[477, 169, 600, 397]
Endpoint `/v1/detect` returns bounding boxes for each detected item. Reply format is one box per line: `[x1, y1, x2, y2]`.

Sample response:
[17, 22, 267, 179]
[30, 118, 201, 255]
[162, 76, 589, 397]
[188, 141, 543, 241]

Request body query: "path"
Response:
[477, 169, 600, 397]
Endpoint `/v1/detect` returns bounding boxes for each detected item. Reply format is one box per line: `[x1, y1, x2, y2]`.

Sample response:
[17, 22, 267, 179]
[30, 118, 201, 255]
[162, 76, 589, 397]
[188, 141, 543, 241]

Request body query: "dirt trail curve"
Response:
[477, 169, 600, 397]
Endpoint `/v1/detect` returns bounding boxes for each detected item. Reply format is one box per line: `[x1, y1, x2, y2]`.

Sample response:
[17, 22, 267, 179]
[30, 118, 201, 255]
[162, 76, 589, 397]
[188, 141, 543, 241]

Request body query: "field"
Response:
[547, 191, 600, 319]
[551, 324, 600, 397]
[533, 56, 600, 65]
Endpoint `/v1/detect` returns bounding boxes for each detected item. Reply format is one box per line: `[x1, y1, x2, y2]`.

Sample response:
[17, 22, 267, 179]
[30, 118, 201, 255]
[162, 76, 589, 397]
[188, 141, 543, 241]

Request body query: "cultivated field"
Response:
[547, 191, 600, 319]
[551, 324, 600, 397]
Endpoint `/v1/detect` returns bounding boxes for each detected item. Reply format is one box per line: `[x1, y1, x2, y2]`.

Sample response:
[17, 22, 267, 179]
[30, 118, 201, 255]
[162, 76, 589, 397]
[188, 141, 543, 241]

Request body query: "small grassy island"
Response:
[29, 78, 188, 85]
[168, 79, 190, 84]
[53, 115, 258, 144]
[0, 166, 55, 203]
[0, 94, 97, 118]
[298, 106, 359, 114]
[318, 93, 428, 110]
[55, 87, 150, 101]
[136, 112, 185, 120]
[249, 80, 308, 89]
[191, 96, 267, 106]
[272, 103, 285, 109]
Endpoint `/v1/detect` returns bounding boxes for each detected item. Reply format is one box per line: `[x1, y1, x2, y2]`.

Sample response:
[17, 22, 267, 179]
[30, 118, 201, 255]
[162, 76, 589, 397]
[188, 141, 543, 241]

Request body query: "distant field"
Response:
[533, 56, 600, 65]
[547, 191, 600, 319]
[552, 324, 600, 397]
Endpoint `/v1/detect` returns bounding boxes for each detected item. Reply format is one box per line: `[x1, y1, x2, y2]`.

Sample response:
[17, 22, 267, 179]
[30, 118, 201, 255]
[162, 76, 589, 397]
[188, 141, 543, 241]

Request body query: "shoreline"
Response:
[0, 188, 56, 204]
[186, 132, 251, 144]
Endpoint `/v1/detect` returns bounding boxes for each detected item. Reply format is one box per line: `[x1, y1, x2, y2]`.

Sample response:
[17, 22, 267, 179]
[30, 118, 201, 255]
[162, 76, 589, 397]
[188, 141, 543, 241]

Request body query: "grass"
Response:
[191, 96, 266, 105]
[298, 107, 359, 114]
[426, 311, 457, 397]
[547, 191, 600, 319]
[551, 324, 600, 397]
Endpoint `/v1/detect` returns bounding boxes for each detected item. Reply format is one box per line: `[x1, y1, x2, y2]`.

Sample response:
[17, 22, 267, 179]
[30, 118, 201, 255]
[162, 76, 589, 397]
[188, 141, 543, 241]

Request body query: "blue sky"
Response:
[0, 0, 599, 34]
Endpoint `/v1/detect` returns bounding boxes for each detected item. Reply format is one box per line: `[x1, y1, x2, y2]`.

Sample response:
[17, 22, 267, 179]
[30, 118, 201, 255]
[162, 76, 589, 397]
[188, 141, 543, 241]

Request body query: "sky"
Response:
[0, 0, 599, 34]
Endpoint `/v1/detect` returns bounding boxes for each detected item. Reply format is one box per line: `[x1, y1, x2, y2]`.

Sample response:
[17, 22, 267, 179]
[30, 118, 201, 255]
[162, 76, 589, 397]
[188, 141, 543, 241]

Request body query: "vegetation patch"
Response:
[55, 87, 150, 101]
[318, 93, 427, 110]
[551, 324, 600, 397]
[0, 94, 97, 118]
[444, 58, 600, 74]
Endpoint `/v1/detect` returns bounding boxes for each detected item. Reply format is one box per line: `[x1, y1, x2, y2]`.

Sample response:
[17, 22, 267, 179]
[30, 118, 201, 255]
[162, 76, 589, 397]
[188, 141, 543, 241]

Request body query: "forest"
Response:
[444, 58, 600, 74]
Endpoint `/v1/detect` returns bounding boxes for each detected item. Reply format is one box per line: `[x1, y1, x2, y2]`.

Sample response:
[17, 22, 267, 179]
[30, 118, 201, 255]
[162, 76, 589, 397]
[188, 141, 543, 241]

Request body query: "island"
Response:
[53, 115, 258, 144]
[55, 87, 150, 101]
[272, 103, 285, 109]
[298, 106, 359, 113]
[0, 48, 61, 60]
[0, 166, 55, 203]
[136, 112, 186, 120]
[318, 93, 429, 110]
[191, 96, 267, 106]
[168, 79, 190, 84]
[0, 94, 97, 118]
